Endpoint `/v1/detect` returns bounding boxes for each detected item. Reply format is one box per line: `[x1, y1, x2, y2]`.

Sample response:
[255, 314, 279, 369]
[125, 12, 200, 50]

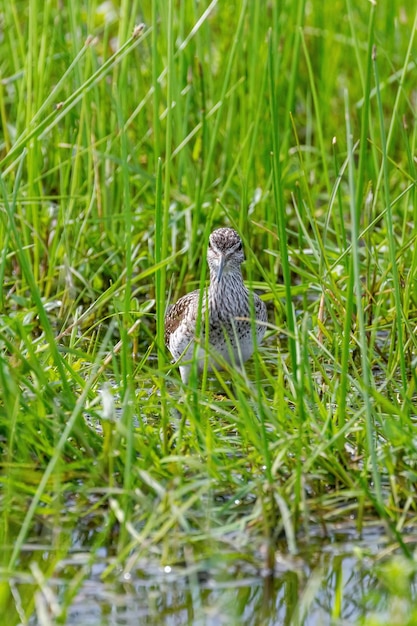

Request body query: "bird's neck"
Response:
[208, 269, 245, 298]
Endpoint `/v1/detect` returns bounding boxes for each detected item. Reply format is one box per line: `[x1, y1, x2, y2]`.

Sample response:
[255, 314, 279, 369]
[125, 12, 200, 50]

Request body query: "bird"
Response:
[164, 227, 267, 383]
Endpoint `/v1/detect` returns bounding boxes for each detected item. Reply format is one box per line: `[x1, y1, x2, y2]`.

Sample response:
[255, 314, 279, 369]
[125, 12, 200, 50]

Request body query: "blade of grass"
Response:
[372, 45, 407, 399]
[344, 89, 383, 509]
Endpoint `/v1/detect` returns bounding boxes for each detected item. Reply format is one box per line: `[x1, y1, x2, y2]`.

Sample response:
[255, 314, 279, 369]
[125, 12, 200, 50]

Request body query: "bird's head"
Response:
[207, 228, 245, 282]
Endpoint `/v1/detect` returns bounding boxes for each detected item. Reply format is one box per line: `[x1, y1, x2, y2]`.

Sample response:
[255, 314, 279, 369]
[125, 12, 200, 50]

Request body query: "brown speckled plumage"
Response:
[165, 227, 267, 383]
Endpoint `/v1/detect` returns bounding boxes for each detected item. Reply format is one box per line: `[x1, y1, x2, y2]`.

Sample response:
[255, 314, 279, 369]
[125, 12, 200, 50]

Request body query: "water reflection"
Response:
[61, 562, 365, 625]
[22, 524, 414, 625]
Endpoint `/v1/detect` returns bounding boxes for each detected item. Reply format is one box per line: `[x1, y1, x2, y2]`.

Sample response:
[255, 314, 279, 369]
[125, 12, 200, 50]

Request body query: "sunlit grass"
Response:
[1, 0, 417, 623]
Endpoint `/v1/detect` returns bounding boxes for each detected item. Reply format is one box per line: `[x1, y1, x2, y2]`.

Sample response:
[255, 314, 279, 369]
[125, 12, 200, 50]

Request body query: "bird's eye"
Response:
[237, 242, 243, 251]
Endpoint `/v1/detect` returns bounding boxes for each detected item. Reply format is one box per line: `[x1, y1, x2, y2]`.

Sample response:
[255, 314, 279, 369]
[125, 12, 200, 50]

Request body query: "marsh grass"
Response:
[1, 0, 417, 623]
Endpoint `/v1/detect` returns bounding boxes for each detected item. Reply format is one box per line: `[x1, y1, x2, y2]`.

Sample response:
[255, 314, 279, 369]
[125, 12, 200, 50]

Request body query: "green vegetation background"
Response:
[1, 0, 417, 623]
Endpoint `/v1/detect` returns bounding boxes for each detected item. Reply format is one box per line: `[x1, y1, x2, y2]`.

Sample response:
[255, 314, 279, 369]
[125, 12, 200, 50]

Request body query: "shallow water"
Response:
[21, 520, 416, 626]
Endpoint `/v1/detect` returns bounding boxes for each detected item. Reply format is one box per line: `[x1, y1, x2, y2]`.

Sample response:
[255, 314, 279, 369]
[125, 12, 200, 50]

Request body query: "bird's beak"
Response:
[216, 254, 226, 282]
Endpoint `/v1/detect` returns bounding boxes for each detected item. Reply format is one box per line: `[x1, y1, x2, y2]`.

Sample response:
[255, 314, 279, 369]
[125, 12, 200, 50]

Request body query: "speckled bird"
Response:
[164, 227, 267, 383]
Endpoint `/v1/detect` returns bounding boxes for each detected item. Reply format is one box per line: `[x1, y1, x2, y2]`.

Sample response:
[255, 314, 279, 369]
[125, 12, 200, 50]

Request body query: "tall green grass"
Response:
[1, 0, 417, 622]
